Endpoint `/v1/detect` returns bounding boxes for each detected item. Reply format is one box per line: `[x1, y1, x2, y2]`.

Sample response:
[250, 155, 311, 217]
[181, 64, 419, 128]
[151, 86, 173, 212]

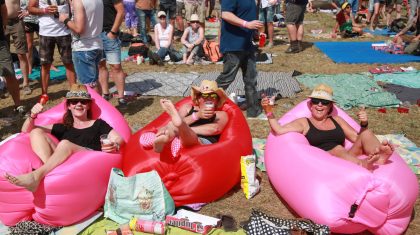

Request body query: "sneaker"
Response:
[22, 85, 32, 95]
[117, 98, 128, 109]
[13, 105, 26, 115]
[103, 93, 111, 101]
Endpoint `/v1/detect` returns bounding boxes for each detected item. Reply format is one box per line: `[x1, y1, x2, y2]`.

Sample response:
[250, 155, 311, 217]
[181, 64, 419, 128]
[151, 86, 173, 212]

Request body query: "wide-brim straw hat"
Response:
[191, 80, 227, 109]
[66, 84, 92, 100]
[190, 14, 199, 22]
[308, 84, 334, 102]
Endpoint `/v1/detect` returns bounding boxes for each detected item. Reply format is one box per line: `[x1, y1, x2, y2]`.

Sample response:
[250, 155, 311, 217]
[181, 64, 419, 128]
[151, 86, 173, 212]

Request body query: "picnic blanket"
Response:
[251, 135, 419, 175]
[381, 83, 420, 104]
[297, 73, 401, 109]
[80, 216, 246, 235]
[184, 71, 300, 98]
[15, 65, 67, 81]
[373, 71, 420, 88]
[314, 42, 420, 64]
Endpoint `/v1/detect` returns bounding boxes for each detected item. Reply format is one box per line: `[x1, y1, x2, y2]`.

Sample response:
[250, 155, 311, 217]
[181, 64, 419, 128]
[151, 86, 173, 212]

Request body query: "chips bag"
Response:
[240, 155, 260, 199]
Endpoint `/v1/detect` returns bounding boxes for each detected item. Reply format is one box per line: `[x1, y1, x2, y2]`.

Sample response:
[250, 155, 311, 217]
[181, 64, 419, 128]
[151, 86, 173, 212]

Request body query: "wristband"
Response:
[63, 18, 71, 27]
[242, 20, 248, 28]
[192, 112, 199, 121]
[266, 112, 274, 118]
[360, 122, 368, 128]
[29, 113, 37, 119]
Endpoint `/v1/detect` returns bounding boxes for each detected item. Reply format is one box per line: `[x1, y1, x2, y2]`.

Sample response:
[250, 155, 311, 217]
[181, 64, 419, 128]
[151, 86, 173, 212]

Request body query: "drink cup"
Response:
[100, 134, 113, 148]
[204, 101, 215, 110]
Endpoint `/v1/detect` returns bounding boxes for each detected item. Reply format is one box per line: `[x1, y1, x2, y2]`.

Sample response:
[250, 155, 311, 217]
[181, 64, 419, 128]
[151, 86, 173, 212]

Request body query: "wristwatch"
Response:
[110, 31, 119, 36]
[63, 18, 71, 27]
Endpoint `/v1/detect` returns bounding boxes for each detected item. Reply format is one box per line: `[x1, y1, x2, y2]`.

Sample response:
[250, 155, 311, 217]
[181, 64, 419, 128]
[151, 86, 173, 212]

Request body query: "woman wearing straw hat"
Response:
[140, 80, 229, 157]
[5, 84, 124, 192]
[261, 84, 394, 169]
[180, 14, 204, 64]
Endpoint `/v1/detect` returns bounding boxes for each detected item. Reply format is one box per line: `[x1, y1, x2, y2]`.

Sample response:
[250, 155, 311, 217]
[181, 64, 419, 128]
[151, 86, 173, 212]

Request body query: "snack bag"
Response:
[240, 155, 260, 199]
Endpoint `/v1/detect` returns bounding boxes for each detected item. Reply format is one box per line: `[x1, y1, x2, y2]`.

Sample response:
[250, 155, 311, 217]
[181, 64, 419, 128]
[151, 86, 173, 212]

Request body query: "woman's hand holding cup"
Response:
[200, 101, 215, 119]
[100, 134, 117, 153]
[30, 103, 44, 119]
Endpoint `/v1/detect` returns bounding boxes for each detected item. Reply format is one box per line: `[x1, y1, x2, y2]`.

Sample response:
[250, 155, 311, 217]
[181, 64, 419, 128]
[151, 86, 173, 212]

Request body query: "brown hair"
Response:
[63, 100, 93, 128]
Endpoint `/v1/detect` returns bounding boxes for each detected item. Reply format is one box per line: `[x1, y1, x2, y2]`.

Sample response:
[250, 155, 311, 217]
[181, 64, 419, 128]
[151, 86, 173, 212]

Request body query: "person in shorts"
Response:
[259, 0, 279, 48]
[20, 0, 39, 78]
[175, 0, 185, 35]
[1, 0, 25, 114]
[285, 0, 308, 53]
[28, 0, 76, 96]
[184, 0, 205, 26]
[5, 0, 31, 95]
[98, 0, 128, 108]
[385, 0, 402, 27]
[160, 0, 176, 28]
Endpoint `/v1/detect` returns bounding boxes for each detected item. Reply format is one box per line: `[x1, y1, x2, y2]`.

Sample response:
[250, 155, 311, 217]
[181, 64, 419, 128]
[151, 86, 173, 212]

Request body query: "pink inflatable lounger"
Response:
[0, 86, 131, 226]
[265, 99, 418, 235]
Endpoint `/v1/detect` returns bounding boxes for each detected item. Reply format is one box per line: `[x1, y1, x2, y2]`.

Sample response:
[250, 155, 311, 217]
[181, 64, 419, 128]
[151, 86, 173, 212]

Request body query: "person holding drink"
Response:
[260, 84, 394, 170]
[139, 80, 229, 157]
[4, 84, 124, 192]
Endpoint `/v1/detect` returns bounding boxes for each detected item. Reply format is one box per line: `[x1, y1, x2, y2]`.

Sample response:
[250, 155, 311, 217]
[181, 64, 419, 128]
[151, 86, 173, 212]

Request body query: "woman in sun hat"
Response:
[5, 84, 124, 192]
[260, 84, 394, 169]
[180, 14, 204, 64]
[140, 80, 229, 157]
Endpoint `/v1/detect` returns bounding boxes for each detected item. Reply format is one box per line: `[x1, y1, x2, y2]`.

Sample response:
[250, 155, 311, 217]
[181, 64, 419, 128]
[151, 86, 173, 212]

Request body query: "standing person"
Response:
[1, 0, 25, 114]
[5, 0, 31, 95]
[98, 0, 127, 107]
[184, 0, 205, 26]
[58, 0, 103, 90]
[123, 0, 138, 36]
[28, 0, 76, 96]
[216, 0, 263, 118]
[258, 0, 279, 48]
[175, 0, 184, 35]
[284, 0, 308, 53]
[135, 0, 157, 45]
[20, 0, 38, 77]
[159, 0, 176, 28]
[206, 0, 215, 18]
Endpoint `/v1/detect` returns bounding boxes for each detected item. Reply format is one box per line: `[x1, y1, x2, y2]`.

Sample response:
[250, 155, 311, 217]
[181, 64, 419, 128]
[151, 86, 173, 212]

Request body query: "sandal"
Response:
[22, 85, 32, 95]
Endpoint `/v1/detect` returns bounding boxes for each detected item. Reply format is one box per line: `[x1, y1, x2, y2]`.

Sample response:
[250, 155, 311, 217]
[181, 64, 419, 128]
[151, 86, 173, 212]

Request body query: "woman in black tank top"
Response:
[140, 80, 229, 158]
[260, 84, 394, 170]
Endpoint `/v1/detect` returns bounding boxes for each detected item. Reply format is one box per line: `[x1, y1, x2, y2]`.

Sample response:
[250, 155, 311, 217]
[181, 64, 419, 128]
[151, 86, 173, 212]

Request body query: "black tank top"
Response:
[305, 117, 345, 151]
[186, 107, 220, 143]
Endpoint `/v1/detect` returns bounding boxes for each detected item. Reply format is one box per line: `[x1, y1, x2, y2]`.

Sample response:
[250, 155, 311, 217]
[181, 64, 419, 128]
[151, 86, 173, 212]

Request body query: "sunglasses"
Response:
[190, 21, 199, 24]
[201, 93, 218, 100]
[68, 99, 90, 105]
[310, 98, 331, 106]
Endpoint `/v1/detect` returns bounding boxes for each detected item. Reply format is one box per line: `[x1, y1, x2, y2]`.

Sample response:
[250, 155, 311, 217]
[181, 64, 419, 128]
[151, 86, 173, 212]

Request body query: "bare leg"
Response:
[329, 145, 375, 169]
[25, 32, 34, 74]
[29, 128, 57, 163]
[5, 140, 85, 192]
[109, 64, 126, 99]
[64, 62, 76, 89]
[41, 63, 51, 94]
[3, 75, 21, 106]
[348, 129, 393, 164]
[17, 53, 30, 88]
[98, 60, 109, 96]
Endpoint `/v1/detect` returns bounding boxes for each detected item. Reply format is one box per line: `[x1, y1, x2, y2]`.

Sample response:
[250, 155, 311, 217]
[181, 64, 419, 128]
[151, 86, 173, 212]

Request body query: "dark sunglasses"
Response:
[190, 21, 199, 24]
[310, 98, 331, 106]
[68, 99, 90, 105]
[201, 93, 218, 99]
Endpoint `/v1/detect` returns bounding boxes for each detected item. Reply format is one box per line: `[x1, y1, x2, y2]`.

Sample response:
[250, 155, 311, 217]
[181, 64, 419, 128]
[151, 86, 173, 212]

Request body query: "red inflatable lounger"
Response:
[122, 98, 252, 206]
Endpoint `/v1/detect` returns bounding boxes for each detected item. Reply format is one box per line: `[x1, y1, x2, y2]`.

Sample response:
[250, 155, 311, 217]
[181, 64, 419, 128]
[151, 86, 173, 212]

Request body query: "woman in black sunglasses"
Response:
[261, 84, 394, 170]
[5, 84, 124, 192]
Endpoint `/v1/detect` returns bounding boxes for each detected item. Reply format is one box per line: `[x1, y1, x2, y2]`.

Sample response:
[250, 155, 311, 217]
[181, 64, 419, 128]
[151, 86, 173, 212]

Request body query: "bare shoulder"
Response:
[332, 116, 347, 125]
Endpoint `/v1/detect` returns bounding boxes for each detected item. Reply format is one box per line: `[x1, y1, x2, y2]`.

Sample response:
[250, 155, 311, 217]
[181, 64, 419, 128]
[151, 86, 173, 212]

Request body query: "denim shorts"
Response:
[259, 5, 276, 23]
[100, 32, 122, 64]
[72, 49, 102, 85]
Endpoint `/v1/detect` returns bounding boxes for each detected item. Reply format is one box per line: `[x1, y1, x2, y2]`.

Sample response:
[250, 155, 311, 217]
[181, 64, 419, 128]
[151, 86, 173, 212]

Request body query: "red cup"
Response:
[259, 33, 266, 48]
[378, 108, 387, 113]
[39, 94, 49, 105]
[397, 107, 409, 113]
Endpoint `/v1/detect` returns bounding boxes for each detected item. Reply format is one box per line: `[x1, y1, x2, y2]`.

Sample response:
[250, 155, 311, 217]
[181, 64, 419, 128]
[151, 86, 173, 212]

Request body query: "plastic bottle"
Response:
[129, 218, 165, 234]
[259, 33, 266, 48]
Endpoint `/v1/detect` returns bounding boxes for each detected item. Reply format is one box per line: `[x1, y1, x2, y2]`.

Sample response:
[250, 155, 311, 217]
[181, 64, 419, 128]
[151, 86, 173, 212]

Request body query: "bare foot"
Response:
[376, 140, 394, 164]
[160, 99, 182, 127]
[4, 172, 40, 192]
[153, 130, 170, 153]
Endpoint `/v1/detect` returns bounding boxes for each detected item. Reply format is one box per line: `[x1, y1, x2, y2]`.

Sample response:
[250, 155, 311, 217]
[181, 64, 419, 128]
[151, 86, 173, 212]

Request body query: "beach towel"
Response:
[376, 134, 420, 175]
[381, 83, 420, 104]
[314, 42, 420, 64]
[15, 65, 67, 81]
[297, 73, 401, 109]
[185, 71, 300, 98]
[253, 138, 266, 172]
[373, 71, 420, 88]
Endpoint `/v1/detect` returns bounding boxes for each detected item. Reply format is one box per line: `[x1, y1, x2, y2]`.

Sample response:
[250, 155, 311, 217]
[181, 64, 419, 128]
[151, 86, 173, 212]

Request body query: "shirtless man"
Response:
[5, 0, 31, 95]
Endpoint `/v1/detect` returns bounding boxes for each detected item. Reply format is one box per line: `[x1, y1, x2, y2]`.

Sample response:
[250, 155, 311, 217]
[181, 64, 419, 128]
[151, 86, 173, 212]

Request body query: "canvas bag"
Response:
[203, 40, 222, 62]
[104, 168, 175, 224]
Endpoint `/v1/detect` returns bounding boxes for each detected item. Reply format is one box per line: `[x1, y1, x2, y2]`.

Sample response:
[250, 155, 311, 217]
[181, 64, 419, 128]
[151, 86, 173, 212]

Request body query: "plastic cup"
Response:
[100, 134, 113, 148]
[204, 101, 215, 111]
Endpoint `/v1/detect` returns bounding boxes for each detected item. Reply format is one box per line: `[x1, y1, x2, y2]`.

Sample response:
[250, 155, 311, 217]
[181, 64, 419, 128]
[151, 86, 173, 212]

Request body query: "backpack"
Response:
[390, 18, 406, 33]
[128, 43, 149, 58]
[203, 40, 222, 62]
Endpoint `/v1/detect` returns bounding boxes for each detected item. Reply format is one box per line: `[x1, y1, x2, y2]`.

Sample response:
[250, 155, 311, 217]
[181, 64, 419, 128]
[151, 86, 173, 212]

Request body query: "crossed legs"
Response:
[5, 128, 85, 192]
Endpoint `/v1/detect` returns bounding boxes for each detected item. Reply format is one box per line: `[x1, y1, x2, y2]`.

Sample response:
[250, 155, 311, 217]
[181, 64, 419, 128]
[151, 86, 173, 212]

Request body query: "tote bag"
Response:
[104, 168, 175, 224]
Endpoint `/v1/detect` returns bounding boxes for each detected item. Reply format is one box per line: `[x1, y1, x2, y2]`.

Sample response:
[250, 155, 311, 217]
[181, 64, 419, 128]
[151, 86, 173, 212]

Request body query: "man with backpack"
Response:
[216, 0, 263, 118]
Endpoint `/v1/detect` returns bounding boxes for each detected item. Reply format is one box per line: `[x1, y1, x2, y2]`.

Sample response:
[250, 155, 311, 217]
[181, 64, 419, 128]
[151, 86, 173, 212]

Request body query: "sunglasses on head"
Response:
[68, 99, 90, 105]
[310, 98, 331, 106]
[201, 93, 218, 99]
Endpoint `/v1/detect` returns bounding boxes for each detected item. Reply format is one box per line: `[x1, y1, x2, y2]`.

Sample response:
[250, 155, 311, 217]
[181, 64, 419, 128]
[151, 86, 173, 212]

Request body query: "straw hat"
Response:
[191, 80, 227, 108]
[157, 11, 166, 18]
[190, 14, 199, 22]
[66, 84, 92, 100]
[341, 2, 350, 10]
[308, 84, 334, 102]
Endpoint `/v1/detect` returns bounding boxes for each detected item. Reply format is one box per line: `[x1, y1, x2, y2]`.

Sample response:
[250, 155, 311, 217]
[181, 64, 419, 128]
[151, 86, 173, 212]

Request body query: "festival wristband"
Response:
[242, 20, 248, 28]
[192, 112, 199, 121]
[360, 122, 368, 128]
[29, 113, 37, 119]
[266, 112, 274, 118]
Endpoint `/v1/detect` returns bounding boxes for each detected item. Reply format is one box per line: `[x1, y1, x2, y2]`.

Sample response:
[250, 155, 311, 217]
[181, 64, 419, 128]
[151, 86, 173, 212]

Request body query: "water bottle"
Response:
[129, 218, 165, 234]
[259, 33, 266, 48]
